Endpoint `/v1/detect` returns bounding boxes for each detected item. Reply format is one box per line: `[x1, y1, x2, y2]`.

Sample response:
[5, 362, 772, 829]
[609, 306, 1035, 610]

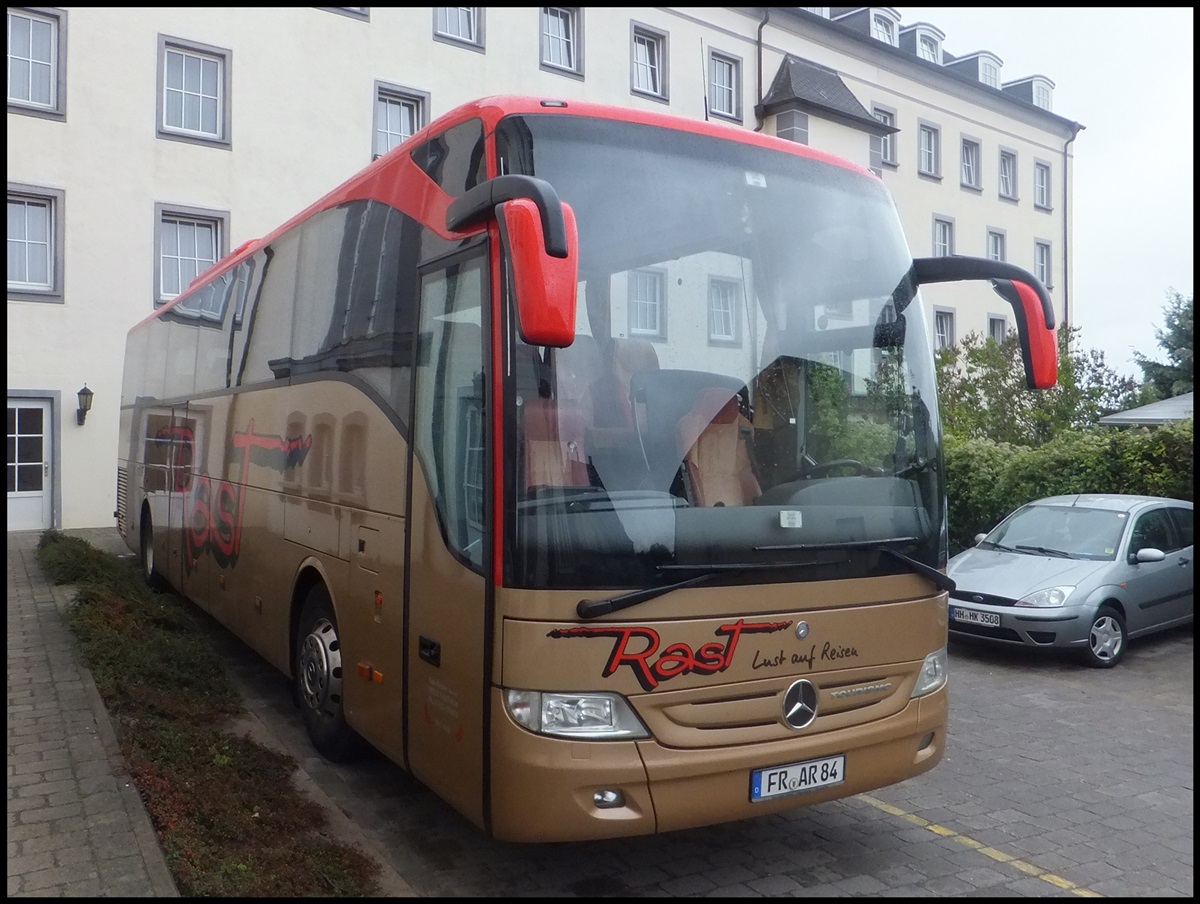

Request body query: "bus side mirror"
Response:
[497, 198, 578, 348]
[911, 256, 1058, 390]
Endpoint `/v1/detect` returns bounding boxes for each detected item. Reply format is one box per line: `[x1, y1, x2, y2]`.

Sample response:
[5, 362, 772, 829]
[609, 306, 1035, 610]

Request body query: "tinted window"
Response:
[411, 117, 487, 195]
[1129, 509, 1178, 554]
[1167, 506, 1194, 549]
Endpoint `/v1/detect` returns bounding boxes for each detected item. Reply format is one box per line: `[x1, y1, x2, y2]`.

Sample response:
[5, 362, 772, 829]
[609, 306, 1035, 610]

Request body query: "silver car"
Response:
[946, 494, 1193, 667]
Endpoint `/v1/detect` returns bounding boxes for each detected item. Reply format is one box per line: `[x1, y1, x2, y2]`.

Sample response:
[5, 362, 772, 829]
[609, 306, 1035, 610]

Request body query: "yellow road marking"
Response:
[858, 794, 1103, 897]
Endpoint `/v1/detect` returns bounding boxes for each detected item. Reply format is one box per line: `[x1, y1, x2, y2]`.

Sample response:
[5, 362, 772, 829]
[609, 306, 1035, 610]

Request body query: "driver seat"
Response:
[678, 387, 761, 507]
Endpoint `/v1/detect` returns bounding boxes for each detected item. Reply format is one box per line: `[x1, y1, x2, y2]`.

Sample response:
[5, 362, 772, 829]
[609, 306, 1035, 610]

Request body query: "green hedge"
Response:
[945, 420, 1194, 555]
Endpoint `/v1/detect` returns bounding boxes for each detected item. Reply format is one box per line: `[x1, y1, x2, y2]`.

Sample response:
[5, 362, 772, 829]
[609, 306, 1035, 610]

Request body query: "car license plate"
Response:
[751, 754, 845, 802]
[950, 605, 1000, 628]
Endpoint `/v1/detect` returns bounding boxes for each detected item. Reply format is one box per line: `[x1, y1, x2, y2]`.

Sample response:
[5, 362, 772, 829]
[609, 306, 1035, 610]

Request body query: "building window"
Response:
[631, 25, 667, 100]
[8, 8, 66, 119]
[629, 269, 665, 339]
[871, 13, 896, 46]
[981, 60, 999, 88]
[708, 278, 740, 344]
[777, 109, 809, 145]
[434, 7, 482, 46]
[918, 34, 940, 63]
[708, 51, 740, 120]
[155, 205, 227, 306]
[961, 138, 981, 189]
[987, 230, 1006, 262]
[934, 310, 955, 350]
[374, 84, 428, 158]
[870, 107, 896, 171]
[321, 7, 370, 20]
[1034, 82, 1052, 110]
[541, 7, 582, 76]
[157, 37, 231, 147]
[988, 316, 1007, 345]
[1034, 162, 1052, 209]
[7, 185, 64, 302]
[933, 218, 954, 257]
[919, 124, 940, 177]
[999, 150, 1018, 200]
[1034, 241, 1052, 287]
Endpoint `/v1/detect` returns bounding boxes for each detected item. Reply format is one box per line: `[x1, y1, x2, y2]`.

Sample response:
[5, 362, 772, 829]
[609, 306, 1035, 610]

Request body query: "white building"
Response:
[7, 6, 1082, 530]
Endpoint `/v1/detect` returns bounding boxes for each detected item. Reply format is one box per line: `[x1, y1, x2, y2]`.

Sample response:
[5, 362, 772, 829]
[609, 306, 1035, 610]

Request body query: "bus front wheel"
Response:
[294, 584, 360, 761]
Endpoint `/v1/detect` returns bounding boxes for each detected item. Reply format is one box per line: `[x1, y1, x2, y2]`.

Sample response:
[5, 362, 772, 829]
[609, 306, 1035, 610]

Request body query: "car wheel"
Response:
[139, 513, 169, 591]
[1083, 604, 1127, 668]
[294, 583, 361, 761]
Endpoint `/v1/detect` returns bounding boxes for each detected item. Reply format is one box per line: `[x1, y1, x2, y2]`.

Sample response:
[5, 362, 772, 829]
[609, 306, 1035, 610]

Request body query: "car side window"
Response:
[1167, 507, 1194, 549]
[1128, 509, 1178, 554]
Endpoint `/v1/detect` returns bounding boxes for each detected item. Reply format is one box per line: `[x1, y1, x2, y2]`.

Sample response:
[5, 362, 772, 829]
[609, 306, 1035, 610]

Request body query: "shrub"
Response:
[946, 420, 1193, 554]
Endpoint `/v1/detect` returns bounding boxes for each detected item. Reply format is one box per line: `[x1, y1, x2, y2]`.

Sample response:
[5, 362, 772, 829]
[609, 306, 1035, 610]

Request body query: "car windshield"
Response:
[983, 504, 1130, 561]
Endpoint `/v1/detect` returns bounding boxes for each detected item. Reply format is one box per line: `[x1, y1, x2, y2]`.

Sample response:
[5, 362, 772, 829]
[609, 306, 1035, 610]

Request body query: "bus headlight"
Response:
[504, 690, 650, 739]
[911, 647, 948, 698]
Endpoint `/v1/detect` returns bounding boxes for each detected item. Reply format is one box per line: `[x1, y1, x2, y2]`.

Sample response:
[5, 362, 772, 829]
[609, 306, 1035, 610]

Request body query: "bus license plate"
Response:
[751, 754, 845, 802]
[950, 605, 1000, 628]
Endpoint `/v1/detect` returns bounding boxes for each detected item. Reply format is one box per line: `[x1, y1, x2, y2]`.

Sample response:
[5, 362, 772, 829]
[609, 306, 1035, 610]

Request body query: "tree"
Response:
[936, 325, 1140, 447]
[1134, 290, 1193, 399]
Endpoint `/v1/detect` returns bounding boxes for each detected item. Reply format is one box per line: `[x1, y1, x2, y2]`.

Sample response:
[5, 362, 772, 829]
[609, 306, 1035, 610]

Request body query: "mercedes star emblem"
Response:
[782, 679, 819, 730]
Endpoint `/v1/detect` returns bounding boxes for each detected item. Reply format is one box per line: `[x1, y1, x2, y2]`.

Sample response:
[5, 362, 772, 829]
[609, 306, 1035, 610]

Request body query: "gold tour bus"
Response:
[116, 95, 1057, 842]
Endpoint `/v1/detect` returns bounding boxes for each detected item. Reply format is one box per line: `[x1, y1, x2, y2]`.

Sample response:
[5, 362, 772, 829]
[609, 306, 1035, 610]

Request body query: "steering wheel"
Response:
[801, 459, 872, 479]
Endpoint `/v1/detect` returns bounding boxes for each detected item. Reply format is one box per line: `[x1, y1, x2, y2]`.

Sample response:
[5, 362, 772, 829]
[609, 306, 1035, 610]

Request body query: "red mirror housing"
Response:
[1001, 279, 1058, 389]
[500, 198, 578, 348]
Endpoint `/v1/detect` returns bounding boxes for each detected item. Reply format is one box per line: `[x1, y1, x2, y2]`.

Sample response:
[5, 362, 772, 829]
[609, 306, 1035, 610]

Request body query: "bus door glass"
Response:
[406, 249, 491, 825]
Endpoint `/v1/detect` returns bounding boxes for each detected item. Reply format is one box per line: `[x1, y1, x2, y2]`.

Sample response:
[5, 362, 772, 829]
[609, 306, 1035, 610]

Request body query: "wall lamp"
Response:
[76, 384, 94, 426]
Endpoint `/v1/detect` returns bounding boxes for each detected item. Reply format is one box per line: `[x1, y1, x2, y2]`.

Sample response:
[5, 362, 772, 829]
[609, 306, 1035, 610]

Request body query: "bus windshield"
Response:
[498, 114, 943, 590]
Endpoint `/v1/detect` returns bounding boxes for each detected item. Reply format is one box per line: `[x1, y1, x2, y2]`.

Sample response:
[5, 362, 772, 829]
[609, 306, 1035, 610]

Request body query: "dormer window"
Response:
[919, 34, 940, 63]
[1033, 79, 1053, 110]
[900, 22, 944, 66]
[871, 10, 899, 46]
[975, 53, 1003, 88]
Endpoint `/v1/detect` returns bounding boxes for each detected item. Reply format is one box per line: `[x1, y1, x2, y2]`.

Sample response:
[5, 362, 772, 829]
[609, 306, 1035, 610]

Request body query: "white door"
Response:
[7, 399, 54, 531]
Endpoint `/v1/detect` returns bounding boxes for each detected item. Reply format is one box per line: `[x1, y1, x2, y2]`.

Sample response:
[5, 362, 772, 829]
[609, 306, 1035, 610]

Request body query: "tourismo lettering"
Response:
[548, 619, 792, 691]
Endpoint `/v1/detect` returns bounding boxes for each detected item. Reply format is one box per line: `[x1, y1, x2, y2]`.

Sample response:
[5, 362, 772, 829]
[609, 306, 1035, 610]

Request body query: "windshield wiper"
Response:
[981, 540, 1018, 552]
[757, 537, 955, 593]
[1014, 544, 1073, 559]
[576, 559, 846, 620]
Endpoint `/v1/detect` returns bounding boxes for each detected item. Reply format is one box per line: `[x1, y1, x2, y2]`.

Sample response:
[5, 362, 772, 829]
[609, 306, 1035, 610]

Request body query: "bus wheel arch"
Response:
[293, 576, 361, 761]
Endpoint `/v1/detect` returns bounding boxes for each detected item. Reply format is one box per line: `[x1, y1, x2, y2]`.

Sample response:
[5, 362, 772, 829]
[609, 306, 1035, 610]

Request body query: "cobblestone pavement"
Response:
[7, 529, 177, 897]
[8, 528, 1193, 896]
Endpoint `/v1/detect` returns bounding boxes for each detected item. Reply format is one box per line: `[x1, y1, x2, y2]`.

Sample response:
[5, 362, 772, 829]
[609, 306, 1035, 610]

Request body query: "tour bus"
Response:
[116, 95, 1057, 842]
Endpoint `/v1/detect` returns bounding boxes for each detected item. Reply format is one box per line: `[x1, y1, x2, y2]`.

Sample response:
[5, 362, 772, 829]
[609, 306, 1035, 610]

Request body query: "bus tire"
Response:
[139, 513, 169, 592]
[294, 583, 361, 761]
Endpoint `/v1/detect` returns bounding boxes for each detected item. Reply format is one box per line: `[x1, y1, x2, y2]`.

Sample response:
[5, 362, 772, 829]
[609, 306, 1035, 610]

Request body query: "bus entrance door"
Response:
[404, 475, 489, 832]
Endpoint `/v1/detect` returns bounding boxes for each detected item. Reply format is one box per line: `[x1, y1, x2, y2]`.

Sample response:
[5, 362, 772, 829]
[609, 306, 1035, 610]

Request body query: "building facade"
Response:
[7, 6, 1082, 530]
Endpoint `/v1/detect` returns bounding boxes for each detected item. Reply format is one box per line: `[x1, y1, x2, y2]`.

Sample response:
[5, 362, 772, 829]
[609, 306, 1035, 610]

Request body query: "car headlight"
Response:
[1015, 585, 1075, 608]
[911, 647, 948, 698]
[504, 689, 650, 739]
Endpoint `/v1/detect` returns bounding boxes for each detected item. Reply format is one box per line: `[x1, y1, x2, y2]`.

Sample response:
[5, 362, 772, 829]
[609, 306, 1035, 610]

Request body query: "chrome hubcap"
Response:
[299, 618, 342, 715]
